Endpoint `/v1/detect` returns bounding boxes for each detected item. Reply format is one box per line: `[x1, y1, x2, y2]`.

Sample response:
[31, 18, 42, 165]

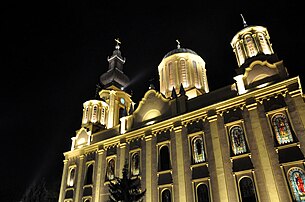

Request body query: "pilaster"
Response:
[75, 155, 85, 202]
[246, 102, 280, 201]
[207, 114, 229, 202]
[94, 149, 104, 202]
[145, 134, 153, 202]
[173, 125, 187, 202]
[58, 159, 68, 202]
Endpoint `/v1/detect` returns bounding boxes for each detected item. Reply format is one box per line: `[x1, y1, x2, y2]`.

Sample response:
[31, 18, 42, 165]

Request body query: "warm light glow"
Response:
[77, 137, 86, 145]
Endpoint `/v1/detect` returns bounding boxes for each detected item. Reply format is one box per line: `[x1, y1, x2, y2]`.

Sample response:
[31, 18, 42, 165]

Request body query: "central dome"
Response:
[163, 48, 198, 59]
[158, 47, 209, 99]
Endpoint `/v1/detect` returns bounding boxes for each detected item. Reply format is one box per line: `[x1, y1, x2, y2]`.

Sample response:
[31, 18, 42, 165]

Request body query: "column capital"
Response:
[145, 134, 153, 141]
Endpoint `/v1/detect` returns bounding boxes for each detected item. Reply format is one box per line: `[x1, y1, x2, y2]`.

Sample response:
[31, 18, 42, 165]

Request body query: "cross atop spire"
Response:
[115, 38, 121, 49]
[240, 14, 248, 27]
[176, 39, 181, 49]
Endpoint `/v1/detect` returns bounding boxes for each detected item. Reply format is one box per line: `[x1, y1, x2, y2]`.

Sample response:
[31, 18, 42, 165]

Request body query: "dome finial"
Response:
[115, 38, 121, 49]
[240, 14, 248, 27]
[176, 39, 181, 49]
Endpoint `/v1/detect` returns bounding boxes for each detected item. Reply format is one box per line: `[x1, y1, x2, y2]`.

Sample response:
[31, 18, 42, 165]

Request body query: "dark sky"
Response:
[3, 1, 305, 200]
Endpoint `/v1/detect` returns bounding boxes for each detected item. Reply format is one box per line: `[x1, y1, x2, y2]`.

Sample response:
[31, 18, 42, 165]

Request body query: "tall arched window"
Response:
[85, 164, 93, 185]
[179, 59, 188, 87]
[100, 107, 106, 125]
[271, 113, 293, 145]
[244, 34, 258, 57]
[159, 145, 170, 171]
[67, 167, 76, 187]
[161, 189, 172, 202]
[239, 177, 257, 202]
[193, 61, 199, 87]
[193, 137, 205, 163]
[106, 159, 115, 181]
[197, 183, 209, 202]
[236, 41, 245, 66]
[168, 62, 175, 88]
[91, 105, 98, 123]
[131, 152, 140, 176]
[230, 125, 247, 155]
[288, 167, 305, 201]
[257, 32, 271, 54]
[83, 106, 89, 124]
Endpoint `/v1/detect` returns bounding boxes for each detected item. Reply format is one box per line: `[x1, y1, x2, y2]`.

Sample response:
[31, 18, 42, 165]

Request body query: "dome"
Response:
[158, 47, 209, 99]
[163, 47, 198, 59]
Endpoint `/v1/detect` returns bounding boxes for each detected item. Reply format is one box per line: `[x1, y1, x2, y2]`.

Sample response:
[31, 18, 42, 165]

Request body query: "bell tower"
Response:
[98, 39, 133, 129]
[231, 15, 289, 94]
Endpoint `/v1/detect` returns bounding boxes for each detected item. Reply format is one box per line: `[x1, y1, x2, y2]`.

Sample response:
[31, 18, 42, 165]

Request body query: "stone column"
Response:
[119, 142, 127, 177]
[173, 125, 187, 202]
[145, 134, 153, 202]
[208, 114, 229, 202]
[94, 149, 104, 202]
[246, 103, 280, 201]
[75, 155, 85, 202]
[58, 159, 68, 202]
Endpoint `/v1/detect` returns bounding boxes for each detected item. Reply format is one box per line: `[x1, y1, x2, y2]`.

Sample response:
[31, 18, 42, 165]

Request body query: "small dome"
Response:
[163, 48, 198, 59]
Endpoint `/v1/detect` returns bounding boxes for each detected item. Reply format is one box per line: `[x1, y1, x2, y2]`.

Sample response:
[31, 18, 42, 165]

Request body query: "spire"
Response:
[176, 39, 181, 49]
[94, 83, 102, 99]
[99, 38, 130, 89]
[115, 38, 121, 50]
[128, 103, 134, 115]
[240, 14, 248, 27]
[171, 87, 177, 99]
[179, 83, 185, 95]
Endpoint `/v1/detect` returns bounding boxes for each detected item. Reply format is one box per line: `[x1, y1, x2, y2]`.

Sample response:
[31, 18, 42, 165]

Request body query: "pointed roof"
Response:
[99, 39, 130, 89]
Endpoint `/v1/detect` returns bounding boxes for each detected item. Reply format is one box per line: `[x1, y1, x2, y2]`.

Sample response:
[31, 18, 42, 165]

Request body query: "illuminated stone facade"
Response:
[59, 23, 305, 202]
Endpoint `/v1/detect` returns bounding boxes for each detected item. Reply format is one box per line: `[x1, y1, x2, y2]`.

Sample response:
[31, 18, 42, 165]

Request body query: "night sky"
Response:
[3, 1, 305, 201]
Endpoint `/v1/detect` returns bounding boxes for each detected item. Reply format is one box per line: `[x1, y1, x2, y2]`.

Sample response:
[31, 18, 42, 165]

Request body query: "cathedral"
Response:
[58, 20, 305, 202]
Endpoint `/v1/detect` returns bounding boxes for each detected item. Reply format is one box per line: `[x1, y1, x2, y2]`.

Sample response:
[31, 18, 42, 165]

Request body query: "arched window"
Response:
[83, 106, 89, 124]
[236, 41, 245, 66]
[271, 113, 293, 145]
[239, 177, 257, 202]
[193, 61, 199, 87]
[159, 145, 170, 171]
[100, 107, 106, 125]
[84, 199, 90, 202]
[67, 167, 76, 187]
[106, 159, 115, 181]
[197, 183, 209, 202]
[288, 167, 305, 201]
[230, 125, 247, 155]
[179, 59, 188, 87]
[193, 137, 205, 163]
[257, 32, 271, 54]
[119, 107, 125, 119]
[168, 62, 175, 88]
[85, 164, 93, 185]
[91, 105, 98, 123]
[161, 189, 172, 202]
[244, 34, 258, 57]
[131, 152, 140, 176]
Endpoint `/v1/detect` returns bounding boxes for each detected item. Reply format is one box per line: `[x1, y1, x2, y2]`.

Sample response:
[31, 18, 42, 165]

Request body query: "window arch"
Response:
[106, 159, 115, 181]
[236, 41, 245, 66]
[192, 136, 205, 163]
[229, 125, 247, 155]
[244, 34, 258, 57]
[67, 167, 76, 187]
[159, 145, 171, 171]
[271, 113, 293, 145]
[131, 152, 140, 176]
[161, 189, 172, 202]
[239, 177, 257, 202]
[168, 62, 175, 88]
[85, 164, 94, 185]
[179, 58, 188, 87]
[257, 32, 271, 54]
[287, 167, 305, 201]
[196, 183, 210, 202]
[91, 105, 98, 123]
[83, 105, 89, 124]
